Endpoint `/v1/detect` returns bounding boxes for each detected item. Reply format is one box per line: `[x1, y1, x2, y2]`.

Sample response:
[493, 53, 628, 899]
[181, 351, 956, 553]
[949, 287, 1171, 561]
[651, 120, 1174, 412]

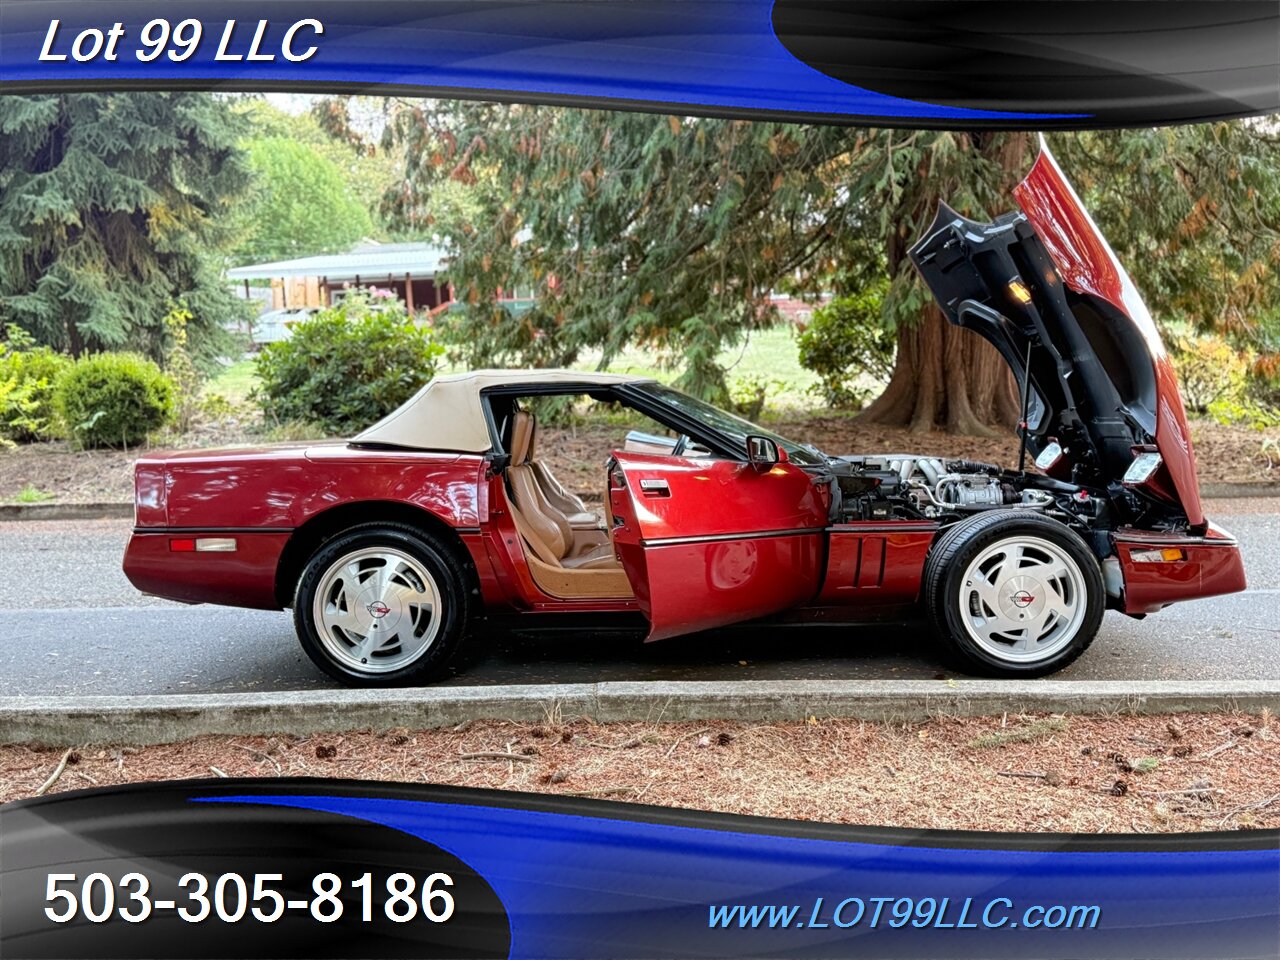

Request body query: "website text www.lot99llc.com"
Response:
[709, 896, 1102, 931]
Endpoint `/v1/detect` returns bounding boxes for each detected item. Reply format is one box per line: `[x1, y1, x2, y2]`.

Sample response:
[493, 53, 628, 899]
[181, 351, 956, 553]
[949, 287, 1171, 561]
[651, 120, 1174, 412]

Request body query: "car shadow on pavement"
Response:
[440, 620, 950, 685]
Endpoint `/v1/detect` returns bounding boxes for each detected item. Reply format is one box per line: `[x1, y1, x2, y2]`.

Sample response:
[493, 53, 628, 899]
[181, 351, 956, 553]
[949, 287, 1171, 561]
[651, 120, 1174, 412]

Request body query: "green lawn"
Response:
[205, 358, 259, 405]
[583, 326, 820, 412]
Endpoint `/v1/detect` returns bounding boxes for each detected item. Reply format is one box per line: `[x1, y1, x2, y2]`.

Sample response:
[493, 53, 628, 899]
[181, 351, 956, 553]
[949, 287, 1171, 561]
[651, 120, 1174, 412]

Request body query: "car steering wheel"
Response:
[671, 433, 691, 456]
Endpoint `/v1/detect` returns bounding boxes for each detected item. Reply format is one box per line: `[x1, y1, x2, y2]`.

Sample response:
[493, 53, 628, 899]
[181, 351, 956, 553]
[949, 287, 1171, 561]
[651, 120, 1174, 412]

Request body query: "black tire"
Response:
[293, 523, 470, 686]
[923, 511, 1104, 677]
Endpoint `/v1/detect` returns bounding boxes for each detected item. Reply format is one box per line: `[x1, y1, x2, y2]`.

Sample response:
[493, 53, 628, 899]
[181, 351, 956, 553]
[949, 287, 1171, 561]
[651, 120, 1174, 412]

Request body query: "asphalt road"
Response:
[1, 504, 1278, 696]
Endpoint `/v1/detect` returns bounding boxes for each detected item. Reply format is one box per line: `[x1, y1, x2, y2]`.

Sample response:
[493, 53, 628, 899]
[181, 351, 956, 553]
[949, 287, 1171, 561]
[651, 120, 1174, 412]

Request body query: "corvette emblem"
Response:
[1010, 591, 1036, 608]
[367, 601, 391, 618]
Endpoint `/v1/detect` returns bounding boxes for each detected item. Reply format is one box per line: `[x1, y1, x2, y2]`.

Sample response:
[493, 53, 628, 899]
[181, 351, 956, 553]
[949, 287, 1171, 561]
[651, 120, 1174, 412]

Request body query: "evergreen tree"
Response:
[0, 93, 251, 365]
[331, 98, 1280, 431]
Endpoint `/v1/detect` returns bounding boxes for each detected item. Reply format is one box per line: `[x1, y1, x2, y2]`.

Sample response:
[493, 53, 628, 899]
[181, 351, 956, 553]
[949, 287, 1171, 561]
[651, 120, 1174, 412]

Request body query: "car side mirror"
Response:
[746, 435, 780, 471]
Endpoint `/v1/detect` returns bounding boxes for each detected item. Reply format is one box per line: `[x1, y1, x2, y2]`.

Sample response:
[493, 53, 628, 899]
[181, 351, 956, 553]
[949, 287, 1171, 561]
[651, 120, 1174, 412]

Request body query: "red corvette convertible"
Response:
[124, 147, 1245, 685]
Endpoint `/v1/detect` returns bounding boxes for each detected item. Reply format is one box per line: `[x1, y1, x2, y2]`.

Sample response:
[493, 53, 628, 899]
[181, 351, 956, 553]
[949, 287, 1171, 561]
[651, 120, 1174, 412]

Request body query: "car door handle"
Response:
[639, 478, 671, 497]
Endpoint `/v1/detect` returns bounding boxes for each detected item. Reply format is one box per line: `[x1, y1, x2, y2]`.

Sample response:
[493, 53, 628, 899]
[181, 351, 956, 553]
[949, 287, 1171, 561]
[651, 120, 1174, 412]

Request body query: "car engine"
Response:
[830, 454, 1076, 523]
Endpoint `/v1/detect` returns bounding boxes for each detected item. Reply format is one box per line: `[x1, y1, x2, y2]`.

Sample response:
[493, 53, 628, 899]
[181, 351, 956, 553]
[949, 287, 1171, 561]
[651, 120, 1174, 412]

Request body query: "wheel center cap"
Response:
[353, 585, 405, 634]
[998, 575, 1046, 621]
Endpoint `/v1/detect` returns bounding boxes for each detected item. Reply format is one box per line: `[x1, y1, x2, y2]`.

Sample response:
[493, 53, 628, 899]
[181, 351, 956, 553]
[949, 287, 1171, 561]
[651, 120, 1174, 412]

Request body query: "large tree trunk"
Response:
[859, 306, 1021, 436]
[860, 131, 1030, 436]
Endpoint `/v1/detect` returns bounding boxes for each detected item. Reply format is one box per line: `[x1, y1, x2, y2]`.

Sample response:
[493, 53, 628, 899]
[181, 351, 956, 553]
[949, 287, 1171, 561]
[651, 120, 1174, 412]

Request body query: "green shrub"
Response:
[1247, 351, 1280, 410]
[0, 378, 32, 450]
[1206, 397, 1280, 430]
[162, 303, 204, 434]
[0, 325, 72, 442]
[55, 353, 177, 449]
[728, 374, 786, 421]
[796, 285, 895, 409]
[1172, 335, 1248, 414]
[254, 293, 444, 435]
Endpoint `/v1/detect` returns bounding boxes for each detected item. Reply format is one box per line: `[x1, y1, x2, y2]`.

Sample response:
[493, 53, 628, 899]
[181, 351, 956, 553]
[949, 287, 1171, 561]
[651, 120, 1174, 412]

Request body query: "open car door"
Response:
[607, 451, 829, 641]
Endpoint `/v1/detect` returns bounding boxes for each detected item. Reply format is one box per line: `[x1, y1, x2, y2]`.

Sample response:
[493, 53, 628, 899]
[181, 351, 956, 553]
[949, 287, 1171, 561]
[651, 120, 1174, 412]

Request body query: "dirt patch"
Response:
[0, 443, 136, 504]
[2, 416, 1276, 504]
[6, 712, 1279, 833]
[0, 420, 265, 504]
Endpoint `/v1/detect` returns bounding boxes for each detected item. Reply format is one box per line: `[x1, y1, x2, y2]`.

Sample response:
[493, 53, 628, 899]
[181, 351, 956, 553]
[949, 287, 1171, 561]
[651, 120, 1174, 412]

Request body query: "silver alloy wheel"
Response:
[312, 546, 442, 674]
[957, 535, 1088, 664]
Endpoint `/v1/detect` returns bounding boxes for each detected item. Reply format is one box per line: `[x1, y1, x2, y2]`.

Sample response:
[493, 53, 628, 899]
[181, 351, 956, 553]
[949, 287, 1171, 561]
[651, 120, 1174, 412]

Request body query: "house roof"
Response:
[227, 241, 450, 282]
[353, 369, 651, 452]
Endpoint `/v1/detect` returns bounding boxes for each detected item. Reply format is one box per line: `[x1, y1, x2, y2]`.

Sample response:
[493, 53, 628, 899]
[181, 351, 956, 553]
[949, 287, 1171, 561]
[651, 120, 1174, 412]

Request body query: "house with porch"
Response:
[227, 241, 454, 314]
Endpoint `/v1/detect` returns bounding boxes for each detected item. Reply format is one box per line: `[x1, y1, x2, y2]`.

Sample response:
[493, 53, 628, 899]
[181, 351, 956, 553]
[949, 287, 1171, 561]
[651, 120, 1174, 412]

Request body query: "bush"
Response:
[162, 303, 205, 434]
[796, 285, 895, 409]
[0, 325, 72, 442]
[1172, 335, 1248, 414]
[55, 353, 177, 449]
[1248, 351, 1280, 410]
[728, 375, 786, 421]
[1206, 397, 1280, 430]
[254, 293, 444, 435]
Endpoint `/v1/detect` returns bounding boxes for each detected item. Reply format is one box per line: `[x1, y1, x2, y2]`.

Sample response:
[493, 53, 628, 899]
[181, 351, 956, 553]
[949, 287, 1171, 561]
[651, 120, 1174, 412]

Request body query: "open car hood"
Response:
[909, 141, 1203, 529]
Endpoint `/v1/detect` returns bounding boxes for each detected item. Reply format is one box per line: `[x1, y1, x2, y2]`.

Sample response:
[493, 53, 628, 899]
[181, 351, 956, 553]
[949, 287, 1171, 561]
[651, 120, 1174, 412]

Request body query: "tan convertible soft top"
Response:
[352, 369, 651, 452]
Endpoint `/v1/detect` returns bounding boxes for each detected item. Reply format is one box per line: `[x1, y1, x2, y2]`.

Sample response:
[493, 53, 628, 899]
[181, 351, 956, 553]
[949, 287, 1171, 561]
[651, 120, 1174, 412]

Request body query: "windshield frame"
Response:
[630, 382, 829, 466]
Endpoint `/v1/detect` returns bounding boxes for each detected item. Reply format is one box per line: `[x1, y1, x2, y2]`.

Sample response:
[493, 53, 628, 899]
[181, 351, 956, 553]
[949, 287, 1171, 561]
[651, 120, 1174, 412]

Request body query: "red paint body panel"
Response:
[620, 534, 823, 641]
[140, 443, 484, 530]
[123, 442, 488, 608]
[817, 525, 936, 605]
[133, 462, 166, 526]
[1014, 148, 1204, 528]
[1113, 524, 1246, 615]
[609, 453, 830, 540]
[124, 532, 290, 609]
[608, 453, 828, 640]
[460, 529, 514, 608]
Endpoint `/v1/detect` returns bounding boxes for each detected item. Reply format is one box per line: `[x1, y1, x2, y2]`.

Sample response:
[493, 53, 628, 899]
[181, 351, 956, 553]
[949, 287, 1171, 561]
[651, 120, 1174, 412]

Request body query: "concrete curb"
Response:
[0, 502, 133, 522]
[1, 482, 1277, 523]
[4, 680, 1280, 746]
[1199, 482, 1280, 499]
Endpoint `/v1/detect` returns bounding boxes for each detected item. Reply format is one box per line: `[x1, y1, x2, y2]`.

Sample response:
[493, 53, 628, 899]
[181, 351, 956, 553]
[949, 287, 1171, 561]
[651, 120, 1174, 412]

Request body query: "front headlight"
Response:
[1034, 441, 1064, 471]
[1123, 451, 1162, 485]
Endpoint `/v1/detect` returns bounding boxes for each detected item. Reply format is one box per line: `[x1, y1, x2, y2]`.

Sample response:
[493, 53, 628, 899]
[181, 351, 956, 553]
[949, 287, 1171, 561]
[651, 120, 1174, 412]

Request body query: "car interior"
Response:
[490, 391, 709, 600]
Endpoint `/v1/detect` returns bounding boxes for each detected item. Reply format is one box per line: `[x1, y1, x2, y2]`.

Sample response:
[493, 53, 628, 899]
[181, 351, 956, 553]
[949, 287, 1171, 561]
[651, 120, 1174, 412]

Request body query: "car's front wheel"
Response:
[293, 523, 468, 686]
[923, 511, 1104, 677]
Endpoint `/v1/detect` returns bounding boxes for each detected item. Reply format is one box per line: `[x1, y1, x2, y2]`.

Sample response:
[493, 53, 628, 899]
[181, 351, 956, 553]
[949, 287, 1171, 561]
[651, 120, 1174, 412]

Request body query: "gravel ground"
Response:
[5, 713, 1279, 833]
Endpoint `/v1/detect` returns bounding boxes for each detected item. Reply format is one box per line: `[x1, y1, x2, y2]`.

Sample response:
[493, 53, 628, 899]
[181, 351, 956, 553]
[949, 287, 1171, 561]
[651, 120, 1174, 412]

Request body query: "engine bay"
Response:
[828, 454, 1107, 529]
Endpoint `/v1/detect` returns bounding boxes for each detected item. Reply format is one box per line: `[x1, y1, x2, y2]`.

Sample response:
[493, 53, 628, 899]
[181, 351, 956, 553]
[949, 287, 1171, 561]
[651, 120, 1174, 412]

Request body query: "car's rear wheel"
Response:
[293, 523, 468, 686]
[923, 511, 1104, 677]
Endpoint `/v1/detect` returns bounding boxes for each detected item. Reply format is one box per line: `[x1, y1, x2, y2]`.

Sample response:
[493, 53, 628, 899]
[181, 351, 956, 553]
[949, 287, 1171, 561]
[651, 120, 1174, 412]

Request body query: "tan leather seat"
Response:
[526, 421, 601, 530]
[507, 412, 617, 570]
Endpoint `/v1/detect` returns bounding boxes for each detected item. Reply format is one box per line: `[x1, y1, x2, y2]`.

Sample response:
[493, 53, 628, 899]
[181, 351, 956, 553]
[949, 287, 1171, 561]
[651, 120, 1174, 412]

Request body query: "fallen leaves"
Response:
[4, 712, 1280, 833]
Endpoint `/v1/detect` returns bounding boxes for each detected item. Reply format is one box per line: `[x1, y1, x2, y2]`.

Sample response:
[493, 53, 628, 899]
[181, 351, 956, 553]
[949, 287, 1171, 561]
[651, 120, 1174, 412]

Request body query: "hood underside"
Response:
[909, 143, 1203, 529]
